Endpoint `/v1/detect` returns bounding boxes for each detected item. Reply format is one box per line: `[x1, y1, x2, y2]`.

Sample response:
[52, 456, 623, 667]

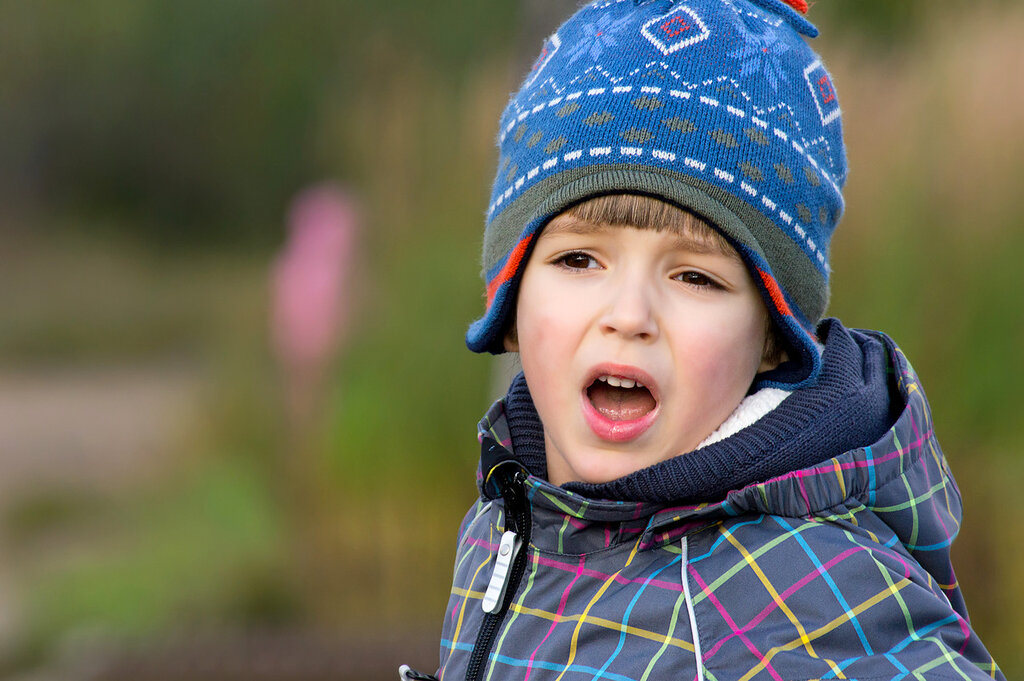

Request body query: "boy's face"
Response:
[508, 213, 777, 486]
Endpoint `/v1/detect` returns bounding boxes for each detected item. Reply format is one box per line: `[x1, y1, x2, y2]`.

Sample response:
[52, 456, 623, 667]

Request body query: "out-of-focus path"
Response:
[0, 363, 206, 662]
[0, 366, 442, 681]
[0, 364, 204, 496]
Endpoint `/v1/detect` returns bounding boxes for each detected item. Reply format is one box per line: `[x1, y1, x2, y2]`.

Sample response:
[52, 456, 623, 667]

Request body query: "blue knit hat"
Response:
[467, 0, 846, 388]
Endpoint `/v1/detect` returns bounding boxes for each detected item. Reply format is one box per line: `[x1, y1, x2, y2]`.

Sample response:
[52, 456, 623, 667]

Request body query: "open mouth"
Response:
[581, 368, 661, 443]
[586, 375, 658, 421]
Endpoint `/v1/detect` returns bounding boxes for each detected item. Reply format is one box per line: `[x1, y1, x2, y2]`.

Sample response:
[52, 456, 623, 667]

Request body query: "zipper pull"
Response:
[481, 529, 523, 613]
[398, 664, 439, 681]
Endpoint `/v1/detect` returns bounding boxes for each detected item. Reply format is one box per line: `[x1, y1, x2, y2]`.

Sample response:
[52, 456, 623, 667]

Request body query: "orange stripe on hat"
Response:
[486, 234, 535, 308]
[758, 268, 794, 318]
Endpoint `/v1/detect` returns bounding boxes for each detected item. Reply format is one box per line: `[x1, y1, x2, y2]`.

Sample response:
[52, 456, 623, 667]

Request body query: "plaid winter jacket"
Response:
[434, 338, 1003, 681]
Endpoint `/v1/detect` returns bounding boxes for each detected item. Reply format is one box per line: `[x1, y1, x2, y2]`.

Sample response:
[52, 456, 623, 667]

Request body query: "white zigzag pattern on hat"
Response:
[514, 66, 840, 174]
[486, 144, 829, 272]
[499, 77, 844, 210]
[504, 62, 845, 189]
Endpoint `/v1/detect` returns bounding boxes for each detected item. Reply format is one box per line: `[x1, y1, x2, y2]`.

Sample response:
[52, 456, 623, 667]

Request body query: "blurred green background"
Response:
[0, 1, 1021, 679]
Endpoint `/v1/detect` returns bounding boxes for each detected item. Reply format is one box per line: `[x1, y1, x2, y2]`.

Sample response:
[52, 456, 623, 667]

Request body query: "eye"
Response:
[675, 270, 720, 288]
[554, 251, 599, 270]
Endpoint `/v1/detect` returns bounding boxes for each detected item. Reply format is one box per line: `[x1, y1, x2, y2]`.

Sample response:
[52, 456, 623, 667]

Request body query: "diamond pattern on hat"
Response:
[524, 33, 561, 88]
[556, 101, 580, 118]
[663, 116, 696, 134]
[803, 59, 841, 126]
[620, 127, 655, 144]
[632, 95, 663, 111]
[775, 162, 795, 184]
[584, 111, 615, 126]
[641, 6, 711, 55]
[740, 161, 764, 181]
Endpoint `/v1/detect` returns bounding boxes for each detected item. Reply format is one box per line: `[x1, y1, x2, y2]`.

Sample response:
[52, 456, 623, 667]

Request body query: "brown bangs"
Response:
[562, 194, 736, 258]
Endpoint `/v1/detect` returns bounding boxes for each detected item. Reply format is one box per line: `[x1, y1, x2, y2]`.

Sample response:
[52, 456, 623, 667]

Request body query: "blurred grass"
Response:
[829, 6, 1024, 455]
[0, 230, 267, 363]
[2, 49, 514, 668]
[18, 457, 285, 638]
[827, 9, 1024, 673]
[0, 2, 1021, 678]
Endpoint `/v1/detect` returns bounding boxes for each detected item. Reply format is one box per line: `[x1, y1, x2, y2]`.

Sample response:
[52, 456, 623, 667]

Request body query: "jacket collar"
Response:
[475, 323, 928, 553]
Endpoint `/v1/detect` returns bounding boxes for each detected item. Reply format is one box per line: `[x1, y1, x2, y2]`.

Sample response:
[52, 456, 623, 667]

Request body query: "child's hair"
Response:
[560, 194, 786, 367]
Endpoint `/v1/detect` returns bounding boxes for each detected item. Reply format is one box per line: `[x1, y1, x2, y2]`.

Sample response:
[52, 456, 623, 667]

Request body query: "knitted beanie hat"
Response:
[466, 0, 846, 388]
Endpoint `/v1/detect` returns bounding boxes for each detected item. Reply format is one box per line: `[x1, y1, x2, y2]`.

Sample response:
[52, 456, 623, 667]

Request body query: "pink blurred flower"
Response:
[271, 183, 360, 375]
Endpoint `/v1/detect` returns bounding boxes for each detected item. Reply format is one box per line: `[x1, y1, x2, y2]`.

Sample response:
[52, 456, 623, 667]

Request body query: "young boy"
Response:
[402, 0, 1004, 679]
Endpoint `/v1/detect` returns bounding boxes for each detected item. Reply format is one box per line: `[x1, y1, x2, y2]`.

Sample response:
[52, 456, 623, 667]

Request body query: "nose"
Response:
[598, 274, 659, 342]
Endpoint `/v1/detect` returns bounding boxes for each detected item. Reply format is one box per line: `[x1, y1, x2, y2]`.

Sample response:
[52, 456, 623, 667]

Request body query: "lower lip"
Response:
[580, 391, 659, 443]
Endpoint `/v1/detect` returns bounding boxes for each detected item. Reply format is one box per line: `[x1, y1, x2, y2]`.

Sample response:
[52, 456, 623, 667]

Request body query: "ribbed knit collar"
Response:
[502, 319, 895, 504]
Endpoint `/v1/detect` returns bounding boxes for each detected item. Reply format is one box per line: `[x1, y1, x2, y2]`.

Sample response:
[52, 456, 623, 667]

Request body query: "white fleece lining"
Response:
[695, 387, 792, 450]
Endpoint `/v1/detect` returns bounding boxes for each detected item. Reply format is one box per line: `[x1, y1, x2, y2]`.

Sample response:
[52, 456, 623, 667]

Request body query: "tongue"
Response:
[587, 382, 657, 421]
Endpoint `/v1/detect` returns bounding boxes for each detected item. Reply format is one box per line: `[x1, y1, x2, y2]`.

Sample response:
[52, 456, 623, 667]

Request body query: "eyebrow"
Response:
[543, 217, 737, 259]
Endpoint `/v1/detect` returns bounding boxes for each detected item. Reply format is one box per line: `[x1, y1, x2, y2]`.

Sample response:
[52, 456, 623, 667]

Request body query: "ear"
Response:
[758, 339, 788, 373]
[758, 351, 785, 374]
[758, 316, 787, 373]
[503, 322, 519, 352]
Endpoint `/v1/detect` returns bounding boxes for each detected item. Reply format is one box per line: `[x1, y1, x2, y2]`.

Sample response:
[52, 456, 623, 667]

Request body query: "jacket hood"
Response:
[497, 319, 895, 504]
[475, 323, 965, 608]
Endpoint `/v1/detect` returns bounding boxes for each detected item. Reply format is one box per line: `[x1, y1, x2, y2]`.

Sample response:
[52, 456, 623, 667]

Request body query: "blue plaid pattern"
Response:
[437, 337, 1003, 680]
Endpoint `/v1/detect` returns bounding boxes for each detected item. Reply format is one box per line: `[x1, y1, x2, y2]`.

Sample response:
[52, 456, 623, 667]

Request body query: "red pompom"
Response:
[781, 0, 809, 13]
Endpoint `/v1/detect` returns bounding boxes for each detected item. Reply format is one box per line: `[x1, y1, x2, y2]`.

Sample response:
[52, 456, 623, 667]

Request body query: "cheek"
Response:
[515, 274, 579, 403]
[518, 314, 580, 386]
[518, 303, 566, 340]
[516, 273, 582, 351]
[673, 305, 767, 382]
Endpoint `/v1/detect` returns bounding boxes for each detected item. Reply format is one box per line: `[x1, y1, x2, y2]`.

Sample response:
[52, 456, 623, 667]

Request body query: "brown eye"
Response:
[676, 271, 715, 287]
[557, 252, 596, 269]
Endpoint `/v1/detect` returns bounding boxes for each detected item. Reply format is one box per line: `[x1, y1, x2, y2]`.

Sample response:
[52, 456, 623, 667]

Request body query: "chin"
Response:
[571, 470, 623, 486]
[564, 449, 656, 486]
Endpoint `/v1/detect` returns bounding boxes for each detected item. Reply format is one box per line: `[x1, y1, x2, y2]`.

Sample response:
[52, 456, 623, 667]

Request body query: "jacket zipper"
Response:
[399, 664, 440, 681]
[464, 463, 532, 681]
[680, 537, 705, 681]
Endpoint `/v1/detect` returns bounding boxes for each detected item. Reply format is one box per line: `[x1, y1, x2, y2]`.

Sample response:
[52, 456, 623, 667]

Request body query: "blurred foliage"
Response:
[9, 0, 1009, 249]
[812, 0, 1016, 45]
[0, 0, 516, 250]
[3, 457, 288, 673]
[0, 233, 264, 362]
[0, 1, 1022, 679]
[27, 458, 282, 629]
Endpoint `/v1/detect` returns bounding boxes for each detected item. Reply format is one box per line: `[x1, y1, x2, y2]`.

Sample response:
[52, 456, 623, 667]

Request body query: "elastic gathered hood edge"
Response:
[496, 319, 891, 503]
[474, 324, 967, 598]
[476, 321, 899, 516]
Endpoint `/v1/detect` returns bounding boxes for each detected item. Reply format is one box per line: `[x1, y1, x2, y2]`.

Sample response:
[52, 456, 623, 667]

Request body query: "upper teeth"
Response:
[598, 375, 641, 389]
